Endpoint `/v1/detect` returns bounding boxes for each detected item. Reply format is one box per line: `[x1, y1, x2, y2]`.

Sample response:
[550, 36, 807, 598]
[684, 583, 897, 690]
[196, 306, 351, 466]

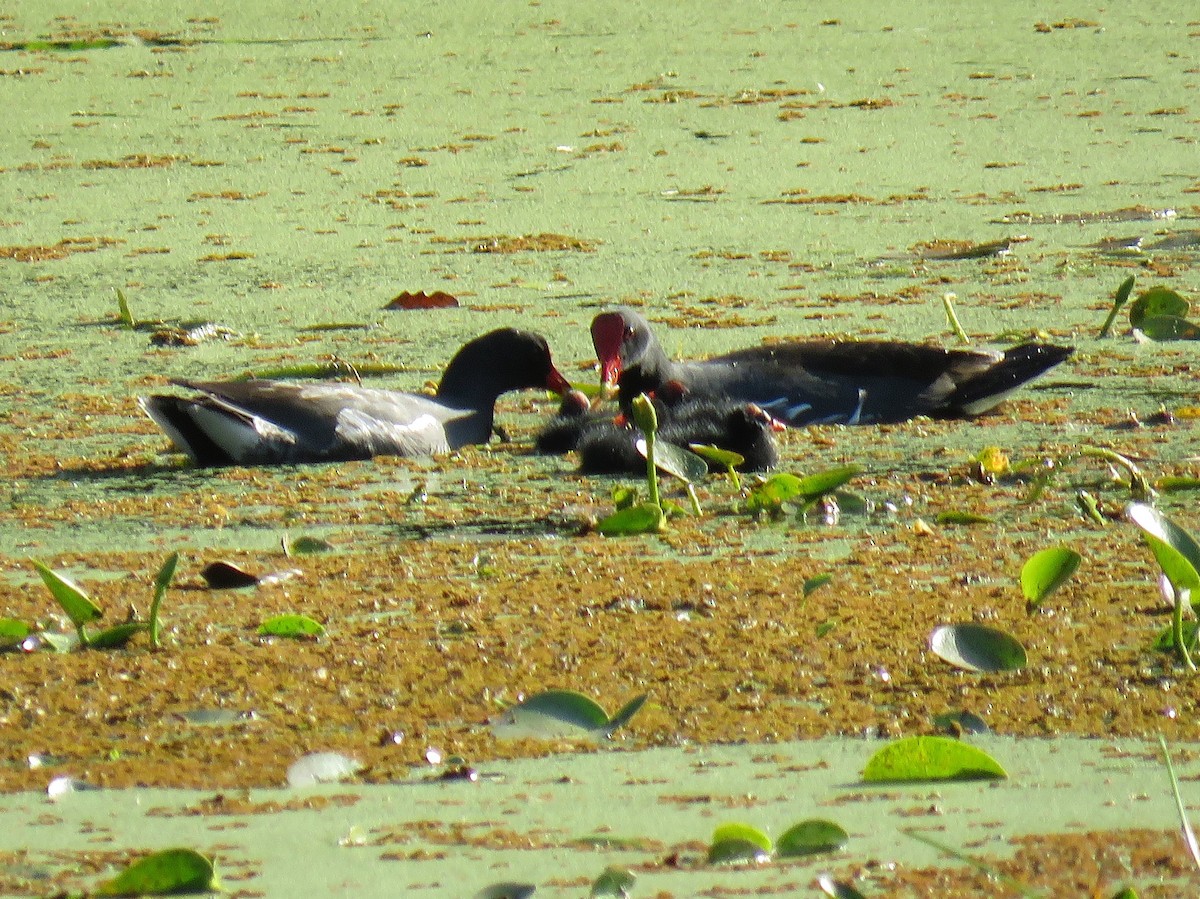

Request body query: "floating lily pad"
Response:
[1129, 286, 1190, 327]
[88, 622, 150, 649]
[929, 623, 1027, 672]
[286, 751, 362, 787]
[707, 822, 772, 864]
[33, 563, 102, 630]
[96, 847, 219, 896]
[1129, 286, 1199, 340]
[590, 865, 636, 898]
[258, 614, 326, 639]
[1021, 546, 1081, 608]
[596, 502, 665, 536]
[746, 465, 861, 513]
[776, 819, 849, 857]
[288, 536, 334, 555]
[1128, 502, 1200, 594]
[862, 735, 1007, 782]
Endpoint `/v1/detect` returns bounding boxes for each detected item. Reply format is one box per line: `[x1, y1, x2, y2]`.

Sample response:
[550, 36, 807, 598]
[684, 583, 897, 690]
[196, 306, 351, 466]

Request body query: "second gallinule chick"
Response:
[140, 328, 570, 465]
[576, 397, 780, 475]
[591, 308, 1073, 426]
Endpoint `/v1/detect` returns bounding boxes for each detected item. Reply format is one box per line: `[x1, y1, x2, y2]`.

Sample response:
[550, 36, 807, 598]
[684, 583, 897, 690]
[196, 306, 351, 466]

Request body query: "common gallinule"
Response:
[540, 392, 780, 474]
[141, 328, 570, 465]
[591, 308, 1073, 426]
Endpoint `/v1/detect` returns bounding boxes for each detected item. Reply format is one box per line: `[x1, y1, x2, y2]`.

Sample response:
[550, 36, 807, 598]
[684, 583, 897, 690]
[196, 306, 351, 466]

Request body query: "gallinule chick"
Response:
[533, 389, 607, 454]
[140, 328, 571, 465]
[591, 308, 1073, 426]
[576, 397, 780, 475]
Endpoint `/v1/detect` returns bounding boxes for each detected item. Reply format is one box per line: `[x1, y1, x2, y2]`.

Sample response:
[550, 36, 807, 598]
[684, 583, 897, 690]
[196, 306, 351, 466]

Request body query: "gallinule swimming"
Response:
[591, 308, 1073, 426]
[577, 398, 779, 475]
[140, 328, 571, 465]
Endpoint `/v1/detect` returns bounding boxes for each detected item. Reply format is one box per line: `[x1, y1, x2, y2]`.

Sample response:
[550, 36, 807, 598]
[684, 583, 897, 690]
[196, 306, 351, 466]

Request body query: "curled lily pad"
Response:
[493, 689, 646, 740]
[1128, 502, 1200, 593]
[1129, 286, 1190, 327]
[929, 623, 1027, 673]
[776, 819, 849, 857]
[96, 847, 219, 896]
[862, 735, 1007, 783]
[803, 574, 832, 597]
[88, 622, 150, 650]
[1021, 546, 1081, 609]
[707, 822, 772, 865]
[33, 563, 102, 630]
[638, 437, 708, 483]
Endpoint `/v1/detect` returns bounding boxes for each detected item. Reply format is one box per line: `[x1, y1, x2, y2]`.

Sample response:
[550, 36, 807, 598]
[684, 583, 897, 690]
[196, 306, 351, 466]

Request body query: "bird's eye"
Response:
[625, 326, 635, 339]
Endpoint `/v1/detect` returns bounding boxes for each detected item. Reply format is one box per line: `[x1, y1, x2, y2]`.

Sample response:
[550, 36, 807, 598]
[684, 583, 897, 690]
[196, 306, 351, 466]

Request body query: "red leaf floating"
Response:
[384, 290, 459, 310]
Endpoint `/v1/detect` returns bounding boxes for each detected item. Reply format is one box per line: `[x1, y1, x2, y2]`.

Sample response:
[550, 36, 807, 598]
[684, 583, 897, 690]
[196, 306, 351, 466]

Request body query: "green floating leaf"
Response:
[258, 614, 325, 639]
[707, 822, 772, 865]
[596, 502, 665, 536]
[1020, 546, 1081, 607]
[33, 562, 103, 630]
[936, 510, 994, 526]
[88, 622, 149, 650]
[1152, 620, 1200, 653]
[862, 735, 1007, 783]
[1128, 503, 1200, 593]
[689, 443, 744, 469]
[929, 623, 1027, 673]
[803, 574, 832, 597]
[932, 710, 991, 735]
[776, 819, 849, 857]
[590, 865, 636, 898]
[0, 618, 32, 650]
[606, 693, 649, 734]
[1158, 476, 1200, 493]
[96, 847, 218, 896]
[1129, 286, 1190, 328]
[746, 465, 861, 514]
[639, 437, 709, 483]
[289, 536, 334, 555]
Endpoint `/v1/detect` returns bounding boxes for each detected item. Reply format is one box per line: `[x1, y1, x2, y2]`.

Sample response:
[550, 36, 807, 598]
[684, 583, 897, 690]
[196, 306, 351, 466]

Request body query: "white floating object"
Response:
[286, 751, 362, 787]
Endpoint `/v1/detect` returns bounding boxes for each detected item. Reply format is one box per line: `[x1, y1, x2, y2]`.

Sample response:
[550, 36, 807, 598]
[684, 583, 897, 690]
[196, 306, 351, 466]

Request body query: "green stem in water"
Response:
[941, 292, 970, 345]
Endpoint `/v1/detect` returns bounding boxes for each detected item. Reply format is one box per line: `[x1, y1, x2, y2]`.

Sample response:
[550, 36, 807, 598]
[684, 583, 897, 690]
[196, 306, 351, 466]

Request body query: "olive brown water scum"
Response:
[1, 2, 1199, 896]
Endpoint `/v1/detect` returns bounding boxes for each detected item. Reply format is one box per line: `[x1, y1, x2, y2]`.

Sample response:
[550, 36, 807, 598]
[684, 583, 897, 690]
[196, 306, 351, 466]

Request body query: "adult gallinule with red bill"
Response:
[591, 308, 1072, 426]
[141, 328, 570, 465]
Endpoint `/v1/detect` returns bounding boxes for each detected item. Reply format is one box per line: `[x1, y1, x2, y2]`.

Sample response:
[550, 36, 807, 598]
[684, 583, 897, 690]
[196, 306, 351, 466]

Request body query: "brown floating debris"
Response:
[915, 238, 1016, 260]
[384, 290, 459, 310]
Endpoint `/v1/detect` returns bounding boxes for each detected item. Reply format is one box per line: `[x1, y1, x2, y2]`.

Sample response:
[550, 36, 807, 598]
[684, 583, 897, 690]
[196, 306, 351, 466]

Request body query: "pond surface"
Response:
[1, 1, 1198, 895]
